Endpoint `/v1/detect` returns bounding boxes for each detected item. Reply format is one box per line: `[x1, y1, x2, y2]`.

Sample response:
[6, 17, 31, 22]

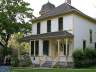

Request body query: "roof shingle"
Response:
[32, 3, 96, 23]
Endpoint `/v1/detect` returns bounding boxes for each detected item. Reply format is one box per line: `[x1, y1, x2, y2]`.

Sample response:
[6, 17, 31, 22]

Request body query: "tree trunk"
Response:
[2, 34, 11, 65]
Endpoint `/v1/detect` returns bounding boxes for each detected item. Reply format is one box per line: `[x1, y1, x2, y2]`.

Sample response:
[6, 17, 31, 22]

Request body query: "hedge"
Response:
[72, 48, 96, 68]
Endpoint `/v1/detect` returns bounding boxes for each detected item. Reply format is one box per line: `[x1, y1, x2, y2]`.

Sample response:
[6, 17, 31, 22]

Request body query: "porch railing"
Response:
[31, 56, 73, 66]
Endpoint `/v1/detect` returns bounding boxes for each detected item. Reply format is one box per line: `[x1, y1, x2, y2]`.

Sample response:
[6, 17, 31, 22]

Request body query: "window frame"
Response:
[35, 41, 39, 56]
[31, 41, 34, 56]
[37, 22, 40, 34]
[83, 40, 86, 50]
[58, 17, 63, 31]
[89, 29, 92, 43]
[47, 20, 51, 32]
[43, 40, 49, 56]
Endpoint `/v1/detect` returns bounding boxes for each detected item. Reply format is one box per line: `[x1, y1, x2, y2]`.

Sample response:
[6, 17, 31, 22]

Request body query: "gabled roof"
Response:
[32, 3, 96, 23]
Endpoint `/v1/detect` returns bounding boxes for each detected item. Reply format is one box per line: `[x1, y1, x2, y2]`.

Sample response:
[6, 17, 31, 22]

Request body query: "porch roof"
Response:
[22, 31, 73, 42]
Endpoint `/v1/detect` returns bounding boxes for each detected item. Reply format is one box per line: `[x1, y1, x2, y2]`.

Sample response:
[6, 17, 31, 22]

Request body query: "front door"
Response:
[43, 40, 49, 56]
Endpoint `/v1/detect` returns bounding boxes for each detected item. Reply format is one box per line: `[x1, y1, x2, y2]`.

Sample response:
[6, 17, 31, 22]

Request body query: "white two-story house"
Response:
[23, 0, 96, 67]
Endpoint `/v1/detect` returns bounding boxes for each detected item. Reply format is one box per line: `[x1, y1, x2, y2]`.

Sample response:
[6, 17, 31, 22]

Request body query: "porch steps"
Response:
[41, 61, 52, 67]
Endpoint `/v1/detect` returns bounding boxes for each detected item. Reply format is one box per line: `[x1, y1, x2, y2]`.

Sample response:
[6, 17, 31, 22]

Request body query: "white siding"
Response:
[40, 21, 47, 34]
[32, 15, 74, 35]
[51, 18, 58, 32]
[63, 15, 73, 33]
[32, 23, 37, 35]
[73, 14, 96, 49]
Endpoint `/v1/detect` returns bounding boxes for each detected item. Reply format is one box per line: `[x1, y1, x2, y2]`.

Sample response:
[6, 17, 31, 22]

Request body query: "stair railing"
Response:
[52, 56, 59, 67]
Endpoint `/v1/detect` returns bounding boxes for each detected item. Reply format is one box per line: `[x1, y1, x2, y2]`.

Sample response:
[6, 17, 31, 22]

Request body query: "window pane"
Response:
[31, 41, 34, 55]
[89, 29, 92, 43]
[64, 44, 66, 55]
[43, 40, 49, 56]
[83, 40, 86, 50]
[35, 41, 39, 56]
[58, 17, 63, 31]
[95, 42, 96, 49]
[37, 22, 40, 34]
[47, 20, 51, 32]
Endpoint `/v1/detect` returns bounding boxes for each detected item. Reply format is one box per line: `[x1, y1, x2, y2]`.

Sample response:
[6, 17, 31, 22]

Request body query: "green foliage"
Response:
[72, 48, 96, 68]
[0, 48, 3, 56]
[2, 47, 12, 56]
[53, 64, 61, 68]
[0, 0, 32, 55]
[19, 54, 32, 67]
[84, 48, 96, 59]
[8, 33, 30, 56]
[11, 55, 19, 67]
[20, 42, 30, 55]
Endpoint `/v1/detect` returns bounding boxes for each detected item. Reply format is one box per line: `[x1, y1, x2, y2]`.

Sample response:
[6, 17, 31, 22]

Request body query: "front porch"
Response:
[23, 31, 74, 67]
[30, 38, 73, 67]
[25, 31, 74, 65]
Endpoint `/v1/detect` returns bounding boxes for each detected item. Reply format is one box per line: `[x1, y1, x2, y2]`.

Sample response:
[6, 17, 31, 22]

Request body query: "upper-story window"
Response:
[89, 29, 92, 43]
[37, 22, 40, 34]
[47, 20, 51, 32]
[58, 17, 63, 31]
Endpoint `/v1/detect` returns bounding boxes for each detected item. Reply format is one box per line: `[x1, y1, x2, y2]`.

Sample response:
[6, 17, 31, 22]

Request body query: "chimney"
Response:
[65, 0, 71, 5]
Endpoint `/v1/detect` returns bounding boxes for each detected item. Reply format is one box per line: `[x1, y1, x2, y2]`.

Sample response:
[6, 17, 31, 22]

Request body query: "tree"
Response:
[0, 0, 32, 57]
[8, 32, 30, 59]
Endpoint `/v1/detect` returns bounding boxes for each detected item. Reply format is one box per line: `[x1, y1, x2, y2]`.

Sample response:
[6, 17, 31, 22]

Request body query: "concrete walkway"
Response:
[0, 66, 11, 72]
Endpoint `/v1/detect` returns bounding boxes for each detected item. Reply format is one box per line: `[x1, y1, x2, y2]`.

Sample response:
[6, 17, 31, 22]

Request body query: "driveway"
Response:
[0, 66, 11, 72]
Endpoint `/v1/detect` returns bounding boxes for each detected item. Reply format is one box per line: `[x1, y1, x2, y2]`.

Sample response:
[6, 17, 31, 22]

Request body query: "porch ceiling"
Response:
[21, 31, 73, 41]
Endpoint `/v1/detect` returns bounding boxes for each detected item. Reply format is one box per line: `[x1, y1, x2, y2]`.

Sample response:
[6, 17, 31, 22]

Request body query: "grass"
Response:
[12, 67, 96, 72]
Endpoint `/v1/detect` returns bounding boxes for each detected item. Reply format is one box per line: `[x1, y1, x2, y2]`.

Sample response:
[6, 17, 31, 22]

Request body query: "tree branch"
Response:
[5, 34, 11, 47]
[0, 41, 5, 48]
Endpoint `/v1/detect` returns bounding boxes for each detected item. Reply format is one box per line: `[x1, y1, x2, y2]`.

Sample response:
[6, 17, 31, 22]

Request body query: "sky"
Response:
[24, 0, 96, 18]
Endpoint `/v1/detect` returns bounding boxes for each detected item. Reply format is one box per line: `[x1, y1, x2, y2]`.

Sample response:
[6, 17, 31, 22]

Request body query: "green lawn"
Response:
[12, 68, 96, 72]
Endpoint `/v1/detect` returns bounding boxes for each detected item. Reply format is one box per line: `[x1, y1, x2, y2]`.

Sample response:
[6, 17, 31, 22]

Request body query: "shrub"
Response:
[72, 49, 84, 67]
[3, 47, 12, 56]
[19, 54, 32, 67]
[53, 63, 61, 68]
[72, 48, 96, 68]
[84, 48, 96, 59]
[11, 55, 19, 67]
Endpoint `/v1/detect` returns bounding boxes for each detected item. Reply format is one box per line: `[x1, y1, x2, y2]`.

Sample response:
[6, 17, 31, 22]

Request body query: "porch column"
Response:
[39, 39, 43, 56]
[49, 40, 52, 56]
[34, 40, 36, 56]
[65, 38, 68, 56]
[57, 40, 60, 56]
